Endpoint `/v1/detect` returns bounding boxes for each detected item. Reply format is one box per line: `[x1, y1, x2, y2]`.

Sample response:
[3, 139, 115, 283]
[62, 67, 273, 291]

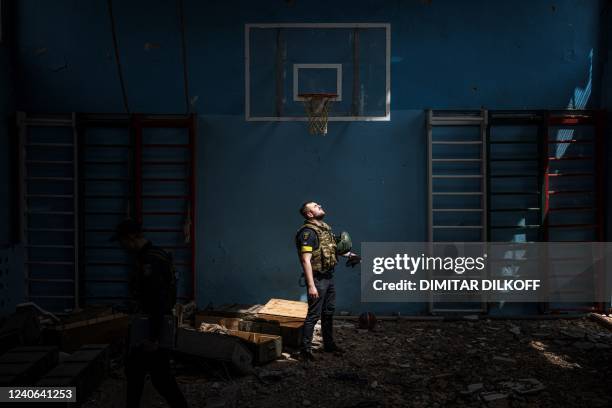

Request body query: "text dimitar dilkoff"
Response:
[372, 279, 541, 291]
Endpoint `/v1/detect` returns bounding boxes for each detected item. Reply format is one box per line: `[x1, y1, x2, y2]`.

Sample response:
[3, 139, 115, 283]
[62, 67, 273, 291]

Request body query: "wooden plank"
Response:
[200, 304, 262, 318]
[197, 299, 306, 348]
[194, 312, 303, 348]
[37, 344, 109, 403]
[43, 314, 128, 352]
[176, 328, 253, 374]
[227, 330, 282, 364]
[257, 299, 307, 319]
[192, 321, 282, 364]
[253, 314, 303, 347]
[239, 318, 281, 336]
[53, 313, 127, 331]
[0, 309, 41, 348]
[589, 313, 612, 331]
[0, 346, 59, 385]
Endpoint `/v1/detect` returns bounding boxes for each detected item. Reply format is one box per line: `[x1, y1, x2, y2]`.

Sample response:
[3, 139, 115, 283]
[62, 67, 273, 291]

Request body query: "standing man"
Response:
[112, 219, 189, 408]
[296, 202, 361, 363]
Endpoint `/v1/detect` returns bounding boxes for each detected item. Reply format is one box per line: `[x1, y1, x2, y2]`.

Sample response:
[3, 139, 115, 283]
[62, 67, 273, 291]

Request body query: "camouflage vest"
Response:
[136, 246, 177, 312]
[298, 220, 338, 272]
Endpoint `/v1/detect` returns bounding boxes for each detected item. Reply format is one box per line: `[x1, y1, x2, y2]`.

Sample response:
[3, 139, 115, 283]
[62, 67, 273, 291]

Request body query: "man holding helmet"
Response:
[295, 201, 361, 363]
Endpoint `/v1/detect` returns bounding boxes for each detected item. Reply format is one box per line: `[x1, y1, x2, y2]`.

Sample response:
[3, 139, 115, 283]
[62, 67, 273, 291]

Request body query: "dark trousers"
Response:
[126, 348, 189, 408]
[301, 275, 336, 352]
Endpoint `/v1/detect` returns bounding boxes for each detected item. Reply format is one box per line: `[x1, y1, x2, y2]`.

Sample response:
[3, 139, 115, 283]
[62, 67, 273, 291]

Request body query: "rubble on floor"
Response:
[82, 316, 612, 408]
[175, 299, 304, 371]
[199, 323, 231, 334]
[195, 299, 307, 348]
[0, 304, 129, 355]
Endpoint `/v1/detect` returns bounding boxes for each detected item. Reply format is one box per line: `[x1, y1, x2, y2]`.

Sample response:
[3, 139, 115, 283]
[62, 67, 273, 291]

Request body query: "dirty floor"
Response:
[82, 317, 612, 408]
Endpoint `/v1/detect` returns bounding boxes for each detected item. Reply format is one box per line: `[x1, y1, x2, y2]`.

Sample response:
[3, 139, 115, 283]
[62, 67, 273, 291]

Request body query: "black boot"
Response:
[299, 349, 316, 364]
[323, 343, 345, 355]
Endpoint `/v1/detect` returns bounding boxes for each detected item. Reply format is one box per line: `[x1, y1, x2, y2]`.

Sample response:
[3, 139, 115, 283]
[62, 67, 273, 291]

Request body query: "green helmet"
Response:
[335, 231, 352, 255]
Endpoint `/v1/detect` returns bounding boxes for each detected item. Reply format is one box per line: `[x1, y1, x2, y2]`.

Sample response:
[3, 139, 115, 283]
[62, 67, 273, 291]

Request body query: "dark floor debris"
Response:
[79, 316, 611, 408]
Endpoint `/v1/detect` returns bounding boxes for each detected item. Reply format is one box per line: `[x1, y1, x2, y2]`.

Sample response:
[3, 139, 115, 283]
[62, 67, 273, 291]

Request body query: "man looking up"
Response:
[296, 201, 361, 363]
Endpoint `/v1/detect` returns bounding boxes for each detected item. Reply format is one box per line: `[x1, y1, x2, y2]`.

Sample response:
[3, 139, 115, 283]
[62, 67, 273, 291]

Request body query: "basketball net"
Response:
[300, 93, 336, 135]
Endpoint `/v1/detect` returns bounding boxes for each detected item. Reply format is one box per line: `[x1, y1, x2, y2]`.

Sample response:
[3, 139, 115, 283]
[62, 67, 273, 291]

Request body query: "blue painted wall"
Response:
[12, 0, 609, 314]
[0, 9, 14, 246]
[604, 4, 612, 242]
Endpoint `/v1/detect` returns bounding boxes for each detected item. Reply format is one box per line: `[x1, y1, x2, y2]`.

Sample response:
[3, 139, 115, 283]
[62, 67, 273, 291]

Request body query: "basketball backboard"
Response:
[245, 23, 391, 121]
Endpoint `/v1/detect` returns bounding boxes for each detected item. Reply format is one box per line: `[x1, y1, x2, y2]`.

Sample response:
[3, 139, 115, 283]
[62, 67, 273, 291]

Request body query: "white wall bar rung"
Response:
[22, 114, 74, 126]
[431, 141, 483, 144]
[491, 207, 540, 212]
[26, 160, 73, 165]
[25, 245, 75, 249]
[26, 143, 73, 148]
[27, 228, 75, 232]
[26, 177, 75, 181]
[432, 158, 481, 162]
[432, 225, 484, 229]
[429, 121, 483, 126]
[26, 194, 74, 198]
[432, 175, 483, 178]
[23, 120, 74, 127]
[26, 261, 75, 266]
[17, 111, 80, 311]
[432, 192, 483, 195]
[433, 208, 483, 212]
[427, 109, 488, 314]
[27, 211, 75, 215]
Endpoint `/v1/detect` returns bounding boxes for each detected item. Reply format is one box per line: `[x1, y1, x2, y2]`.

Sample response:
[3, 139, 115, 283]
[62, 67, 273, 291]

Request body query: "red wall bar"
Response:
[132, 114, 143, 225]
[189, 114, 197, 302]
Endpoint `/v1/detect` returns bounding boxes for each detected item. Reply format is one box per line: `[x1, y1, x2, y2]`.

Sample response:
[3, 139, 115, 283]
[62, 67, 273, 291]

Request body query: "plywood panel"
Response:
[257, 298, 307, 319]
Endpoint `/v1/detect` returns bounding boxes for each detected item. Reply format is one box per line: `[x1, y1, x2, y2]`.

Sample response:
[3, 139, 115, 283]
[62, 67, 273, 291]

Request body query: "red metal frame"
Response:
[543, 113, 550, 242]
[595, 111, 605, 242]
[77, 113, 197, 305]
[135, 113, 197, 303]
[132, 114, 144, 225]
[543, 110, 606, 314]
[594, 111, 606, 313]
[16, 113, 197, 306]
[189, 114, 197, 301]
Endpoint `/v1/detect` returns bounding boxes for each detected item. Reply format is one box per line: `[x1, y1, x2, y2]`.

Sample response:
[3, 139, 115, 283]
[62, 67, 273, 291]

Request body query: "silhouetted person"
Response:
[112, 219, 189, 408]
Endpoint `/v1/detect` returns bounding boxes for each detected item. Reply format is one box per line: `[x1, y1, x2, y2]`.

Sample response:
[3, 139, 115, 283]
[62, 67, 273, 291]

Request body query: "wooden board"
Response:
[254, 314, 303, 347]
[176, 328, 253, 374]
[0, 346, 58, 385]
[201, 304, 262, 318]
[37, 344, 109, 402]
[257, 299, 308, 319]
[194, 312, 303, 348]
[43, 314, 128, 352]
[239, 318, 281, 336]
[196, 299, 307, 348]
[227, 330, 282, 364]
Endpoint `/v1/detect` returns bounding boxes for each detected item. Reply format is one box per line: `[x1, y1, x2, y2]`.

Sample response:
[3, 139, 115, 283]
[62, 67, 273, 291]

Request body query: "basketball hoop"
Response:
[299, 93, 337, 135]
